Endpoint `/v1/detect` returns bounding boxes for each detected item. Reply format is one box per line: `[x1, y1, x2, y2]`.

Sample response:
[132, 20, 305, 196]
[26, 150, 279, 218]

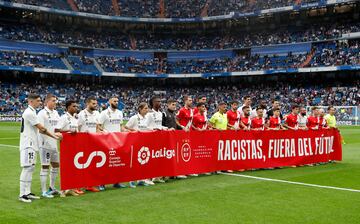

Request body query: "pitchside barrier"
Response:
[60, 129, 342, 190]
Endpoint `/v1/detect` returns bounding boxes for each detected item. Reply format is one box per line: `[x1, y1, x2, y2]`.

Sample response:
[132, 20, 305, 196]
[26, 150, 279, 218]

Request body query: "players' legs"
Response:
[19, 148, 38, 202]
[39, 148, 53, 198]
[49, 152, 60, 192]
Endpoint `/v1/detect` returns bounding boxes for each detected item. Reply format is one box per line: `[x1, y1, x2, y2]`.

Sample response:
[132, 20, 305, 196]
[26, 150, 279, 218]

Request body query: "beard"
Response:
[111, 103, 118, 109]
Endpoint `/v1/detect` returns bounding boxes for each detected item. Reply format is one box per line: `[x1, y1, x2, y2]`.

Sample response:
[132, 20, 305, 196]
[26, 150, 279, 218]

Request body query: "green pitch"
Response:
[0, 122, 359, 224]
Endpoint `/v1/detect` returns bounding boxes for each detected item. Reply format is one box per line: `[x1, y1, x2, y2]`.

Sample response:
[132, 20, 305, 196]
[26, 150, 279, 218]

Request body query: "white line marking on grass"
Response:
[0, 137, 19, 140]
[0, 144, 18, 149]
[221, 172, 360, 193]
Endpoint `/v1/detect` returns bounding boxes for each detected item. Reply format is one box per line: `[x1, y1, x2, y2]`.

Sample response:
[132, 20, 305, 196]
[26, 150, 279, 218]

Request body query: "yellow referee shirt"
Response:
[209, 112, 228, 130]
[324, 114, 336, 128]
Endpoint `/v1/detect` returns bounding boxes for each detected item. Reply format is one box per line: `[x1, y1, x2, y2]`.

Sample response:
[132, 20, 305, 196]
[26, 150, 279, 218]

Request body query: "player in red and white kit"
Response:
[240, 106, 251, 130]
[192, 103, 207, 131]
[251, 108, 266, 130]
[307, 106, 320, 130]
[266, 108, 283, 130]
[227, 101, 241, 130]
[283, 105, 300, 130]
[193, 95, 207, 116]
[176, 95, 194, 132]
[318, 108, 329, 130]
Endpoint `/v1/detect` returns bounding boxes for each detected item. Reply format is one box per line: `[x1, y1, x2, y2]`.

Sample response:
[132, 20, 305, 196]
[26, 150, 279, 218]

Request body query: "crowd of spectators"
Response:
[7, 0, 325, 18]
[0, 79, 359, 119]
[1, 22, 359, 51]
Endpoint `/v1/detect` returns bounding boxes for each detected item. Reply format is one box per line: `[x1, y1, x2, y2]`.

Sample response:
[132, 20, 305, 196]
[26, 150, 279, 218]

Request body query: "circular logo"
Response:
[138, 147, 150, 165]
[181, 143, 191, 162]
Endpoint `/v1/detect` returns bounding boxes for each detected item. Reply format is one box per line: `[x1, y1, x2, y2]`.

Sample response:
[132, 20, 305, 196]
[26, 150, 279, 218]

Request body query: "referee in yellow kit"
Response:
[325, 106, 345, 144]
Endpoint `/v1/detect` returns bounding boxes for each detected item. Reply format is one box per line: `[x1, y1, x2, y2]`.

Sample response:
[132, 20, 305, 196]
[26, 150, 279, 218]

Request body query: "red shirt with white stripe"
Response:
[285, 113, 298, 129]
[192, 113, 207, 130]
[307, 116, 319, 129]
[226, 110, 240, 128]
[240, 116, 251, 129]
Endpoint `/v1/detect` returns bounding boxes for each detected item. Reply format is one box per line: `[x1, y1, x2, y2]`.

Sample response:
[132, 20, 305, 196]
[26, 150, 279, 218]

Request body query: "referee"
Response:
[209, 102, 228, 130]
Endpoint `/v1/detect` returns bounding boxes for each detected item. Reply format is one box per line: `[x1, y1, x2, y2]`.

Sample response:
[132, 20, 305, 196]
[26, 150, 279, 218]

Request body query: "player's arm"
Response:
[77, 112, 84, 132]
[124, 117, 137, 132]
[96, 113, 106, 133]
[175, 110, 186, 130]
[35, 123, 62, 140]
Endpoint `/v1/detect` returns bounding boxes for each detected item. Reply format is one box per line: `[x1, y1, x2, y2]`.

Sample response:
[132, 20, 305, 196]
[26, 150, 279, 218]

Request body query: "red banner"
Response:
[60, 129, 342, 190]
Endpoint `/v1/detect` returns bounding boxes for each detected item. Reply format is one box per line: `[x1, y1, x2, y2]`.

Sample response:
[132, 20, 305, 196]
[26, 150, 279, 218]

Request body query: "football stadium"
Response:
[0, 0, 359, 223]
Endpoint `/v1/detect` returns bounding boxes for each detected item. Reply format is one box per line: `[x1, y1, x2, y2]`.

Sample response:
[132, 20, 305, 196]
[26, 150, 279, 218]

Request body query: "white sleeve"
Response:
[125, 116, 136, 129]
[77, 111, 85, 127]
[55, 116, 66, 130]
[24, 110, 39, 126]
[97, 111, 106, 125]
[37, 110, 45, 126]
[146, 113, 156, 129]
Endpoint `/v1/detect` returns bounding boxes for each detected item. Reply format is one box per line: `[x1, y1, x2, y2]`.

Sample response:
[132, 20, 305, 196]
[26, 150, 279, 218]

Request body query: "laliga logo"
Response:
[74, 151, 106, 169]
[138, 147, 151, 165]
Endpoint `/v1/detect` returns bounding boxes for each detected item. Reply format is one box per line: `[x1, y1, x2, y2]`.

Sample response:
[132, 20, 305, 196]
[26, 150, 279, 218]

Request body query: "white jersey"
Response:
[78, 109, 99, 133]
[56, 112, 79, 132]
[97, 107, 123, 133]
[147, 109, 167, 130]
[298, 114, 308, 127]
[37, 107, 60, 150]
[20, 106, 40, 151]
[125, 113, 152, 131]
[250, 108, 267, 119]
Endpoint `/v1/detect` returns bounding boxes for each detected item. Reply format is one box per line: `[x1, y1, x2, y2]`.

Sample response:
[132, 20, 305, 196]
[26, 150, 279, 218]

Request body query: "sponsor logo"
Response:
[137, 146, 175, 165]
[74, 151, 106, 169]
[181, 142, 191, 162]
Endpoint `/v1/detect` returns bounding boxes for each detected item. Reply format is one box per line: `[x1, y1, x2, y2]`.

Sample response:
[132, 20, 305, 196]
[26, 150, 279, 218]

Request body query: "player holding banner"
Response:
[125, 102, 156, 186]
[266, 108, 283, 130]
[251, 108, 266, 130]
[97, 96, 127, 189]
[55, 100, 83, 196]
[176, 96, 194, 132]
[227, 101, 241, 130]
[19, 93, 62, 203]
[192, 103, 208, 131]
[37, 94, 61, 198]
[78, 96, 101, 192]
[283, 105, 300, 130]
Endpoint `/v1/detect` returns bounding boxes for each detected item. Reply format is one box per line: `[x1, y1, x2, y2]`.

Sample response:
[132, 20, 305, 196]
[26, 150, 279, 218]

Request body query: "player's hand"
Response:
[168, 128, 175, 131]
[55, 132, 63, 140]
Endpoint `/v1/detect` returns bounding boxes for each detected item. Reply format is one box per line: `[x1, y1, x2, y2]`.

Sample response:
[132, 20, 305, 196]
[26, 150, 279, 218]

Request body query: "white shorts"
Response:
[39, 147, 59, 165]
[20, 147, 37, 167]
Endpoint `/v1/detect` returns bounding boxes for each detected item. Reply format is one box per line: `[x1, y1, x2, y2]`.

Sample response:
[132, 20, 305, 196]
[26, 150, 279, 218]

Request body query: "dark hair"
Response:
[27, 93, 40, 101]
[256, 107, 263, 111]
[149, 96, 161, 108]
[218, 102, 227, 106]
[242, 106, 250, 110]
[328, 106, 335, 111]
[291, 105, 300, 110]
[65, 100, 77, 110]
[243, 95, 251, 101]
[271, 99, 279, 104]
[138, 102, 148, 112]
[197, 102, 206, 108]
[273, 108, 280, 112]
[230, 101, 239, 105]
[167, 99, 177, 104]
[85, 96, 97, 104]
[197, 95, 206, 100]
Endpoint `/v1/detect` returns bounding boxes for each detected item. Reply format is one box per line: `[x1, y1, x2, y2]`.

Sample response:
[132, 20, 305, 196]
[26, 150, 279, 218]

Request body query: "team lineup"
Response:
[18, 93, 338, 203]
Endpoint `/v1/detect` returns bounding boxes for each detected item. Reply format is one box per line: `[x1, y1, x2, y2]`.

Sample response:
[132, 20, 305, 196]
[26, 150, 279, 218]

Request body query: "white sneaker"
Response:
[176, 175, 187, 179]
[153, 178, 165, 183]
[41, 192, 54, 198]
[27, 193, 40, 200]
[19, 195, 32, 203]
[188, 174, 198, 177]
[144, 179, 155, 185]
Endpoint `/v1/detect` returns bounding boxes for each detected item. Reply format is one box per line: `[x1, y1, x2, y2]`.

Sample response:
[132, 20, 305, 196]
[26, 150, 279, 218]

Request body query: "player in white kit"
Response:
[37, 94, 61, 198]
[97, 96, 126, 189]
[19, 93, 62, 203]
[78, 96, 101, 192]
[125, 102, 154, 187]
[55, 100, 83, 196]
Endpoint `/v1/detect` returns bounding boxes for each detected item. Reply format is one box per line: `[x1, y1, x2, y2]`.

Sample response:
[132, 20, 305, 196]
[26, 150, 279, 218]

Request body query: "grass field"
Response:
[0, 122, 359, 224]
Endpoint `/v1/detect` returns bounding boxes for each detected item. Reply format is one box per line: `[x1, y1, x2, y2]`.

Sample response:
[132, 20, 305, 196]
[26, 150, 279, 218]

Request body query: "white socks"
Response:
[19, 165, 35, 197]
[50, 167, 58, 190]
[40, 168, 49, 193]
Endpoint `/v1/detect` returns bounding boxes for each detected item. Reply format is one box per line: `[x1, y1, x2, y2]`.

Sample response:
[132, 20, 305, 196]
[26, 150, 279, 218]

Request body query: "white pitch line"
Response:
[0, 144, 18, 149]
[221, 172, 360, 193]
[0, 137, 19, 140]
